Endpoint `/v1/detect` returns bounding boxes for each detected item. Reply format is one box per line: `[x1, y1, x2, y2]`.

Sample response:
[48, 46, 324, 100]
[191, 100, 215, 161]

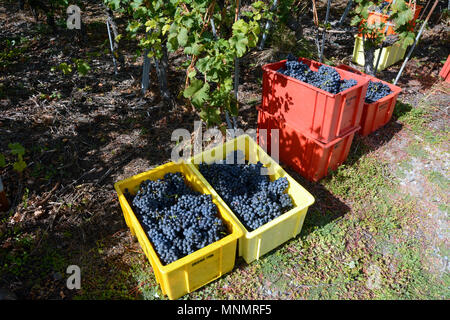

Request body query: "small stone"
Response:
[34, 209, 44, 218]
[41, 114, 55, 125]
[10, 212, 22, 224]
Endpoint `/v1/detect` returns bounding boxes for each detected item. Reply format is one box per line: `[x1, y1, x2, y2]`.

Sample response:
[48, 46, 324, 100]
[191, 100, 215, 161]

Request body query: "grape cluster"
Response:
[277, 58, 310, 82]
[340, 79, 358, 92]
[365, 80, 392, 103]
[276, 54, 358, 94]
[198, 151, 294, 231]
[126, 172, 228, 265]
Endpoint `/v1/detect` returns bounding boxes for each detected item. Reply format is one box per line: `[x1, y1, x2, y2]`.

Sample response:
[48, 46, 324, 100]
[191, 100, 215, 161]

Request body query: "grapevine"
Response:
[104, 0, 272, 126]
[350, 0, 416, 75]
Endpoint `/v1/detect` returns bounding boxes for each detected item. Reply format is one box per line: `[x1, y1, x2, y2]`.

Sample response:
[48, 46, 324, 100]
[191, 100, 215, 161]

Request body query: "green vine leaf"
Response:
[13, 158, 27, 173]
[229, 33, 248, 58]
[8, 143, 25, 156]
[74, 59, 91, 76]
[131, 0, 143, 10]
[191, 82, 210, 109]
[108, 0, 121, 10]
[184, 42, 203, 56]
[199, 107, 221, 126]
[177, 27, 189, 47]
[183, 78, 204, 98]
[57, 62, 73, 75]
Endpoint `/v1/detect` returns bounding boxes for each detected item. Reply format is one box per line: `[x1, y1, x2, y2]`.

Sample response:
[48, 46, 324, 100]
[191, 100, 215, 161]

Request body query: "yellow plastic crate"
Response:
[114, 162, 243, 300]
[352, 36, 406, 71]
[188, 135, 315, 264]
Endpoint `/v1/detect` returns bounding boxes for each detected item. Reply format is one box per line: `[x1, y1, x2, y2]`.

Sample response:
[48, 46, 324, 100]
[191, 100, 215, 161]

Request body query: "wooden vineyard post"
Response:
[141, 49, 151, 94]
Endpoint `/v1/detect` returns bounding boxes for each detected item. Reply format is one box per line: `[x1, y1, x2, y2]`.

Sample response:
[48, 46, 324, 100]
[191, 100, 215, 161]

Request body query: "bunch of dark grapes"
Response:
[126, 172, 228, 265]
[277, 59, 310, 82]
[365, 80, 392, 103]
[198, 151, 294, 231]
[340, 79, 358, 92]
[313, 66, 342, 94]
[276, 54, 358, 94]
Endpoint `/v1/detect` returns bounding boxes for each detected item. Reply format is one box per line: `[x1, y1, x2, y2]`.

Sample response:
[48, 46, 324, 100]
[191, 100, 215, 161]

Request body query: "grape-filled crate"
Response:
[189, 134, 315, 263]
[114, 162, 243, 300]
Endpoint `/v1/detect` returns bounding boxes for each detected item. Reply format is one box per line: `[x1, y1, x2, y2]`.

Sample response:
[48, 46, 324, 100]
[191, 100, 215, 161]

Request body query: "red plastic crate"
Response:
[410, 4, 423, 29]
[261, 57, 369, 143]
[257, 108, 359, 182]
[439, 55, 450, 82]
[358, 4, 422, 37]
[336, 64, 402, 136]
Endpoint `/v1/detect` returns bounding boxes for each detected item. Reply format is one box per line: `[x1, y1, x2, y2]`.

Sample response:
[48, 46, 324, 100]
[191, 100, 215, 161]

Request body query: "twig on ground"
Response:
[34, 182, 60, 208]
[57, 167, 96, 196]
[95, 153, 134, 186]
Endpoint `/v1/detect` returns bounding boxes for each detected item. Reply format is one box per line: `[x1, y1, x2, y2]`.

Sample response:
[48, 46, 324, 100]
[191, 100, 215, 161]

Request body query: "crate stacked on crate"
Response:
[337, 64, 402, 136]
[258, 57, 369, 182]
[115, 135, 315, 299]
[352, 1, 422, 71]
